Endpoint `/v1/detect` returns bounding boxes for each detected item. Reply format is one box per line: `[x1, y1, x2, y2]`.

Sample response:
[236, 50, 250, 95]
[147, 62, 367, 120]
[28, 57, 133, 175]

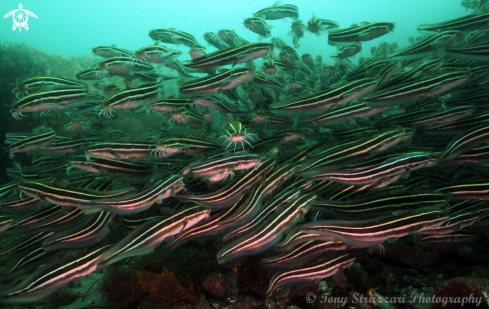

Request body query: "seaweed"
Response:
[134, 267, 201, 307]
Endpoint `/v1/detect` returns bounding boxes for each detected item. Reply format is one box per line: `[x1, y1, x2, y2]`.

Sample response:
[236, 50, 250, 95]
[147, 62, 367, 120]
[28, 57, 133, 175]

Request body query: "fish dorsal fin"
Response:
[358, 21, 370, 26]
[155, 40, 160, 46]
[111, 44, 116, 47]
[273, 1, 282, 6]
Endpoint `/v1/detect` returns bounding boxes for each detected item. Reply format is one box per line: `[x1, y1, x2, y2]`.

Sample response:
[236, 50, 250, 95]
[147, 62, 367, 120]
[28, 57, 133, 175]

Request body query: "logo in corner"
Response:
[3, 3, 38, 32]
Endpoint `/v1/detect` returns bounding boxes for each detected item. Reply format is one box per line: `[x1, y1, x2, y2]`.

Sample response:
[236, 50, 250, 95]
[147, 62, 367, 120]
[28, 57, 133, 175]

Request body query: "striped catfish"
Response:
[382, 59, 443, 88]
[178, 157, 275, 209]
[423, 109, 489, 135]
[418, 11, 489, 32]
[178, 67, 255, 95]
[301, 101, 391, 127]
[97, 206, 210, 267]
[92, 45, 134, 58]
[445, 143, 489, 165]
[390, 31, 464, 60]
[204, 32, 230, 50]
[253, 3, 299, 20]
[218, 162, 296, 227]
[298, 128, 410, 177]
[4, 205, 64, 235]
[42, 211, 114, 251]
[307, 14, 338, 36]
[145, 98, 193, 115]
[0, 216, 14, 234]
[436, 181, 489, 200]
[364, 71, 470, 107]
[14, 76, 86, 97]
[190, 153, 262, 179]
[149, 28, 206, 49]
[418, 211, 480, 235]
[11, 87, 87, 119]
[346, 59, 389, 81]
[0, 245, 109, 304]
[442, 123, 489, 161]
[99, 82, 159, 117]
[19, 180, 135, 208]
[153, 137, 220, 158]
[294, 209, 449, 248]
[1, 245, 57, 281]
[446, 42, 489, 62]
[310, 153, 436, 186]
[36, 138, 97, 155]
[98, 57, 154, 74]
[0, 180, 21, 198]
[7, 128, 56, 157]
[328, 22, 395, 46]
[0, 231, 54, 262]
[87, 175, 185, 215]
[261, 239, 350, 270]
[290, 21, 306, 48]
[69, 155, 153, 180]
[274, 230, 337, 253]
[35, 208, 86, 232]
[76, 67, 113, 81]
[269, 78, 378, 116]
[420, 232, 474, 245]
[331, 44, 362, 59]
[221, 185, 303, 241]
[86, 142, 156, 160]
[217, 193, 315, 264]
[135, 43, 182, 63]
[465, 29, 489, 45]
[182, 42, 273, 69]
[243, 17, 273, 38]
[266, 254, 356, 296]
[168, 194, 250, 250]
[313, 191, 449, 219]
[377, 105, 475, 128]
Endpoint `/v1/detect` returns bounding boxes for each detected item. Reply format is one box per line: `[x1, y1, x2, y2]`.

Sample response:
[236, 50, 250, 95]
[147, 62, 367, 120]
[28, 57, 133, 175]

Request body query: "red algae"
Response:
[431, 278, 489, 309]
[135, 267, 201, 307]
[202, 272, 226, 298]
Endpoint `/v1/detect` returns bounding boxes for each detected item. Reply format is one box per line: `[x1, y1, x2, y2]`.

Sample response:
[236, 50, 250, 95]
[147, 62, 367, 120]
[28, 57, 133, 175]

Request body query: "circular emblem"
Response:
[13, 9, 28, 28]
[3, 3, 37, 32]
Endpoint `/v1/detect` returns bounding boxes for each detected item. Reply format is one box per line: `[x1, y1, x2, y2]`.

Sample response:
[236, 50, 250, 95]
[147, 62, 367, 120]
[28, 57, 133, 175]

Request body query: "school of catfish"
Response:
[2, 1, 489, 304]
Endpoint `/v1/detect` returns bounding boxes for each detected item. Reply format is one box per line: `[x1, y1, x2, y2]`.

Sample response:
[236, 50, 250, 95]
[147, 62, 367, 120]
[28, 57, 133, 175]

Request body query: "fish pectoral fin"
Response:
[109, 151, 121, 159]
[401, 169, 411, 179]
[219, 79, 231, 88]
[38, 196, 50, 205]
[313, 277, 324, 285]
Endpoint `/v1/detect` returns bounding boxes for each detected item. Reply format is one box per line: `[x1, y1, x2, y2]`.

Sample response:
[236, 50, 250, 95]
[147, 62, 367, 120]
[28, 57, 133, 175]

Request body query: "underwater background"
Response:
[1, 0, 489, 308]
